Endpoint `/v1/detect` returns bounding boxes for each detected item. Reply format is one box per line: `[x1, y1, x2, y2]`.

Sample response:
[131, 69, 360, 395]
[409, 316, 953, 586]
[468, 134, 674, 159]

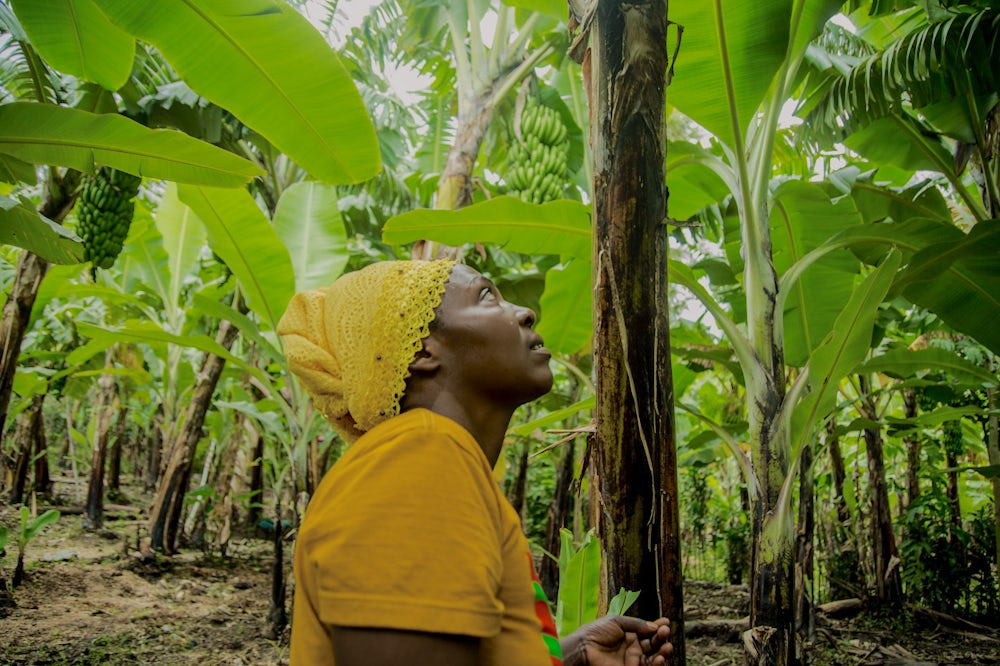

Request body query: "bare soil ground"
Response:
[1, 478, 999, 665]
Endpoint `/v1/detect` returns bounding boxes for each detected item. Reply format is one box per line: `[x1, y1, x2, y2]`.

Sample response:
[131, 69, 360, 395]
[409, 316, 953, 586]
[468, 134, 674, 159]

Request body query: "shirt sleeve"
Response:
[302, 427, 504, 638]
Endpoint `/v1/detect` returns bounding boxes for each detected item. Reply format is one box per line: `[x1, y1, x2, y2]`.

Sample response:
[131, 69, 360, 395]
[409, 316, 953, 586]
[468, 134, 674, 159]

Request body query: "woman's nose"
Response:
[516, 305, 536, 328]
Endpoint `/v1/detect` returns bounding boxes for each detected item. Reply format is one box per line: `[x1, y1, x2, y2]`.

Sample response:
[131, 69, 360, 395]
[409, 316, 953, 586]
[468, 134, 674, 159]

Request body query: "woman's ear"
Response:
[408, 336, 442, 374]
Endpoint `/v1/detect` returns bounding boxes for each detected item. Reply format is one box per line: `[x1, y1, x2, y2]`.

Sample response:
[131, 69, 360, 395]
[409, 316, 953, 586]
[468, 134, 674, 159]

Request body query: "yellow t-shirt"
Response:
[290, 408, 562, 666]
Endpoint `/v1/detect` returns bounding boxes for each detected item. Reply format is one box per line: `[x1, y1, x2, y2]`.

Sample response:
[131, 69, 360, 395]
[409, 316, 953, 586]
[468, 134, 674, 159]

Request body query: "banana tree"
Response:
[373, 0, 566, 249]
[0, 0, 380, 448]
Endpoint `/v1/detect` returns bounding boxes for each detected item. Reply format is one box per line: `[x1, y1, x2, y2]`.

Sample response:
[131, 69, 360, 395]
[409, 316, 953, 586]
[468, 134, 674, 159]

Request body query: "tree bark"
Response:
[0, 169, 80, 444]
[0, 253, 49, 444]
[902, 388, 921, 508]
[246, 427, 265, 528]
[31, 394, 52, 498]
[943, 419, 963, 530]
[85, 352, 118, 529]
[7, 395, 41, 504]
[795, 435, 815, 651]
[107, 397, 127, 498]
[148, 317, 241, 553]
[266, 502, 288, 640]
[211, 413, 244, 555]
[507, 440, 530, 521]
[589, 2, 682, 659]
[986, 380, 1000, 577]
[826, 419, 863, 600]
[145, 406, 164, 493]
[858, 375, 904, 609]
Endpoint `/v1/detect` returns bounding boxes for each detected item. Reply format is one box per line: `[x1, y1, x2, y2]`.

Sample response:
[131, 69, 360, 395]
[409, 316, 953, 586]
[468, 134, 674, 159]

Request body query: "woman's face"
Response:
[429, 264, 553, 408]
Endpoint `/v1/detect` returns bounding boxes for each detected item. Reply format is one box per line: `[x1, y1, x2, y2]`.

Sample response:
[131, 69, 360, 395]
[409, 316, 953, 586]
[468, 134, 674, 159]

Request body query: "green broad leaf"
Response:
[665, 141, 731, 221]
[538, 259, 591, 356]
[895, 221, 1000, 355]
[215, 400, 284, 435]
[178, 185, 295, 331]
[71, 320, 268, 386]
[0, 194, 84, 264]
[887, 405, 985, 432]
[11, 0, 134, 91]
[192, 293, 280, 359]
[24, 509, 60, 543]
[0, 103, 262, 187]
[511, 396, 595, 437]
[771, 180, 861, 367]
[558, 528, 574, 580]
[792, 0, 846, 57]
[607, 588, 641, 617]
[856, 348, 998, 386]
[273, 182, 350, 293]
[964, 464, 1000, 480]
[12, 368, 48, 399]
[95, 0, 380, 185]
[154, 183, 207, 310]
[29, 263, 86, 322]
[70, 367, 153, 385]
[667, 0, 790, 148]
[0, 152, 38, 184]
[801, 218, 1000, 363]
[0, 525, 8, 553]
[500, 0, 565, 21]
[556, 529, 601, 636]
[383, 196, 591, 259]
[844, 115, 954, 174]
[849, 177, 951, 227]
[790, 251, 901, 459]
[829, 218, 1000, 356]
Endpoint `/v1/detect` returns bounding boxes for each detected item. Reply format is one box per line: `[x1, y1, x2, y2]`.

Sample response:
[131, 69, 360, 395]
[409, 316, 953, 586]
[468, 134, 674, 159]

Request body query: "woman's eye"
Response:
[480, 287, 497, 301]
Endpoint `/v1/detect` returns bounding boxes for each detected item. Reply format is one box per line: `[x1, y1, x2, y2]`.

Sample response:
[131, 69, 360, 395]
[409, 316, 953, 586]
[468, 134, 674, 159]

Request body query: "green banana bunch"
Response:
[507, 98, 569, 204]
[76, 166, 142, 272]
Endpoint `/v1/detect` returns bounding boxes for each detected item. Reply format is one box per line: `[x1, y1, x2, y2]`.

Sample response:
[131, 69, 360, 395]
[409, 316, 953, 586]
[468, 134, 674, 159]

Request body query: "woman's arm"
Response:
[330, 626, 480, 666]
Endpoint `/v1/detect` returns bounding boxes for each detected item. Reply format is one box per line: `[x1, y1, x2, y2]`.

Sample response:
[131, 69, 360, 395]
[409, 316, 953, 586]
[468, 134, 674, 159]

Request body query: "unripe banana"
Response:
[506, 95, 571, 203]
[75, 166, 142, 274]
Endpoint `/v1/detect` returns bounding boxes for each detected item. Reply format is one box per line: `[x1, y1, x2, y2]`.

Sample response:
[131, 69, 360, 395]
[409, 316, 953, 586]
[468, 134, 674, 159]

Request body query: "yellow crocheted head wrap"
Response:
[277, 260, 456, 443]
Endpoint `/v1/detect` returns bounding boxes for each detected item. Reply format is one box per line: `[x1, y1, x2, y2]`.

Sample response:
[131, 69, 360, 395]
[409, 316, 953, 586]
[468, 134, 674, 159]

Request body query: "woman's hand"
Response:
[560, 615, 672, 666]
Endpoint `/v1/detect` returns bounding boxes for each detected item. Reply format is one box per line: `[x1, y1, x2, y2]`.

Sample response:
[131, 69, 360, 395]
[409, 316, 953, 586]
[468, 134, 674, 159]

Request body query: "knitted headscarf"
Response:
[277, 260, 456, 443]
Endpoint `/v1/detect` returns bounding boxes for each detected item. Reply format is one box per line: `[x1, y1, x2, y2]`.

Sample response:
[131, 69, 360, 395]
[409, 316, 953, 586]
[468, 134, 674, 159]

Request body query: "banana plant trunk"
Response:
[742, 143, 793, 666]
[85, 352, 119, 529]
[795, 438, 814, 652]
[903, 388, 921, 507]
[149, 317, 241, 553]
[107, 397, 127, 497]
[412, 95, 494, 262]
[589, 1, 683, 659]
[857, 374, 904, 608]
[826, 418, 862, 600]
[0, 169, 79, 444]
[7, 393, 46, 504]
[987, 383, 1000, 574]
[436, 99, 493, 212]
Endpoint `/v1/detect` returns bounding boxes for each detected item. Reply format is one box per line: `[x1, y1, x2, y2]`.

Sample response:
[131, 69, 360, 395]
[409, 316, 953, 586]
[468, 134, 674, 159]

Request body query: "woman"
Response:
[279, 259, 672, 666]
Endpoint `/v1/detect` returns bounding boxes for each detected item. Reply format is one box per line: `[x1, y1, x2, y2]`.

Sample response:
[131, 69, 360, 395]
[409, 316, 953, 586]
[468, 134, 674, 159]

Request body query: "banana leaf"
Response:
[383, 195, 591, 259]
[11, 0, 134, 91]
[94, 0, 380, 184]
[178, 185, 295, 331]
[0, 194, 83, 264]
[0, 103, 261, 187]
[273, 182, 350, 293]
